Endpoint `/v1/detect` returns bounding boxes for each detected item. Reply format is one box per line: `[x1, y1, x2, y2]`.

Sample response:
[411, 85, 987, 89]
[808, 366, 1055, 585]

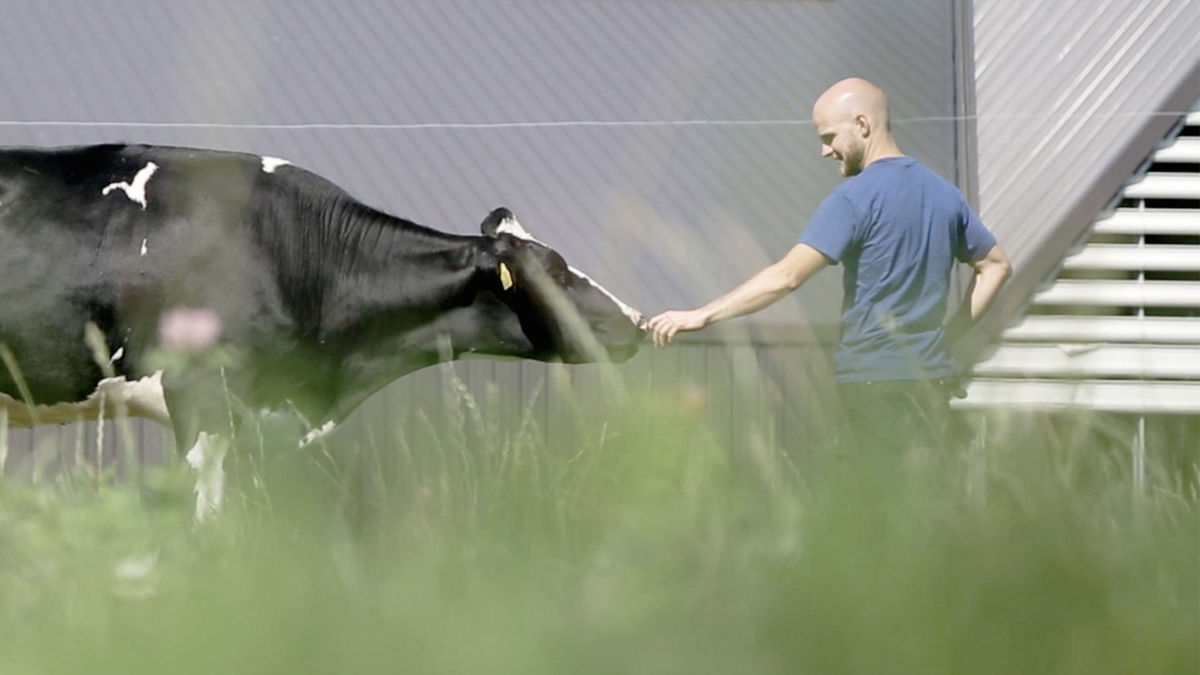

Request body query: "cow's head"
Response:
[478, 208, 645, 363]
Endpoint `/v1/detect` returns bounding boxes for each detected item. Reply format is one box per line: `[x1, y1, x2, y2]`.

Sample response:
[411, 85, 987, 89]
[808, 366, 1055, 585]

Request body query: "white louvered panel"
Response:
[1092, 209, 1200, 235]
[1032, 280, 1200, 307]
[966, 101, 1200, 413]
[956, 379, 1200, 414]
[1003, 316, 1200, 343]
[973, 344, 1200, 379]
[1153, 138, 1200, 163]
[1062, 244, 1200, 271]
[1123, 173, 1200, 200]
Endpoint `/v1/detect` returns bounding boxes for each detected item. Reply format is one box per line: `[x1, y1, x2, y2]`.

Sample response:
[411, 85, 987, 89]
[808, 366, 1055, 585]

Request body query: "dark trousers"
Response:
[836, 379, 952, 466]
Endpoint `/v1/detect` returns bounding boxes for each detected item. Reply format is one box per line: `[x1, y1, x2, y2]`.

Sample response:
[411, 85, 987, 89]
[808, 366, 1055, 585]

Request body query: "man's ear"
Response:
[855, 113, 871, 138]
[480, 207, 515, 237]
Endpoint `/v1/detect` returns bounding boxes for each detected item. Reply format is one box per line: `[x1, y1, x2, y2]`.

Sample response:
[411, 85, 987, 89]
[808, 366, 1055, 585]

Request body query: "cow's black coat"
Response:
[0, 144, 643, 449]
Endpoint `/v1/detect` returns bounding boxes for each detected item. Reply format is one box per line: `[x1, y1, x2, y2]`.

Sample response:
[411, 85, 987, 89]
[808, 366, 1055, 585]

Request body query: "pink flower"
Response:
[158, 307, 222, 352]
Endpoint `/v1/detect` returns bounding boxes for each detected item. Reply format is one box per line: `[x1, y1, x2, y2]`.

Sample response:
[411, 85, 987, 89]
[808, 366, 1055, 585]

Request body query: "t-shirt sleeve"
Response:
[956, 201, 997, 262]
[799, 192, 860, 264]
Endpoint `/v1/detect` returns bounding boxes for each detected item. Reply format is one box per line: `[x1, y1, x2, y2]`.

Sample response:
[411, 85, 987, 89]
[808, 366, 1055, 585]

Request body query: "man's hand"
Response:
[647, 309, 710, 347]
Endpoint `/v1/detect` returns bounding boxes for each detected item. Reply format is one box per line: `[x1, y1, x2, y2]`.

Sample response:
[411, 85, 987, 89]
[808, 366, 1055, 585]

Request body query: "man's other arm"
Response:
[968, 243, 1013, 319]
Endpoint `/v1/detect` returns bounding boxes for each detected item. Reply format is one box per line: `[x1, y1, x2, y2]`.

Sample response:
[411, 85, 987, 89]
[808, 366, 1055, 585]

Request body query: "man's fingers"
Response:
[647, 313, 669, 346]
[658, 325, 678, 347]
[648, 311, 687, 347]
[650, 321, 674, 347]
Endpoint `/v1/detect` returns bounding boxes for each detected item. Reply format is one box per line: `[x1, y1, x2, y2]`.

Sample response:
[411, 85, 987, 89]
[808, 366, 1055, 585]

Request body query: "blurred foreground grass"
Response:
[0, 374, 1196, 675]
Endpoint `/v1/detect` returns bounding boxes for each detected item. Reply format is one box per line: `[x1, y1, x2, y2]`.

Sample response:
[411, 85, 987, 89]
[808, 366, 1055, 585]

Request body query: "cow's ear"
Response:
[480, 207, 515, 237]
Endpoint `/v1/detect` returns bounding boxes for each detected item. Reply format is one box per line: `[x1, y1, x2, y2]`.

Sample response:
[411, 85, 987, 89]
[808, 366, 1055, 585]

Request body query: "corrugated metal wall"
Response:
[0, 0, 966, 470]
[965, 0, 1200, 354]
[4, 340, 839, 480]
[961, 100, 1200, 412]
[347, 339, 840, 466]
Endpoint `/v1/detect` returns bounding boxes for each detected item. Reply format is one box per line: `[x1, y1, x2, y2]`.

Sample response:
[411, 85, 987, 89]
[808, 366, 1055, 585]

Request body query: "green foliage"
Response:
[0, 370, 1195, 675]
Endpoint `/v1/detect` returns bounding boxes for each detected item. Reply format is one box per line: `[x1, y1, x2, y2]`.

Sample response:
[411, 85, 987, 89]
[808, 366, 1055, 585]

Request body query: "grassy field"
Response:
[0, 369, 1196, 675]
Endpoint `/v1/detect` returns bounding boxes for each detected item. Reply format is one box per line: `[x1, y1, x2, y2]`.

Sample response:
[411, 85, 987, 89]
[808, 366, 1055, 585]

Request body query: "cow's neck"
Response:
[321, 209, 484, 332]
[313, 210, 493, 406]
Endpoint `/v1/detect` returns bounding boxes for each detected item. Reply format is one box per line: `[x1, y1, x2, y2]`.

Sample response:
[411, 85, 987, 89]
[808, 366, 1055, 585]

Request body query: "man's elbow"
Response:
[769, 260, 805, 292]
[779, 244, 828, 291]
[995, 257, 1013, 283]
[782, 268, 806, 291]
[996, 252, 1014, 282]
[981, 246, 1013, 283]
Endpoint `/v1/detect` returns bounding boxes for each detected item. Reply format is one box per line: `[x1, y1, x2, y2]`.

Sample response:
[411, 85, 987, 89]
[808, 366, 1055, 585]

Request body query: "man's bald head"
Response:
[812, 77, 891, 132]
[811, 78, 901, 176]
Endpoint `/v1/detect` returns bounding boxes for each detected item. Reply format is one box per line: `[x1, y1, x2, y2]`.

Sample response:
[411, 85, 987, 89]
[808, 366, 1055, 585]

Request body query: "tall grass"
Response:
[0, 363, 1195, 674]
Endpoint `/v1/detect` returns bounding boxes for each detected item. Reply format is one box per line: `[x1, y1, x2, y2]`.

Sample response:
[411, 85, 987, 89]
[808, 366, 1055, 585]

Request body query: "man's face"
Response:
[816, 117, 865, 177]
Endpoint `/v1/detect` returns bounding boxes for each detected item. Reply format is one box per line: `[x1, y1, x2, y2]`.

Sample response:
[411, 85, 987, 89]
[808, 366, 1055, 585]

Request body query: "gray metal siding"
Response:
[0, 0, 965, 321]
[958, 100, 1200, 413]
[967, 0, 1200, 351]
[344, 340, 838, 465]
[0, 0, 965, 465]
[3, 342, 835, 479]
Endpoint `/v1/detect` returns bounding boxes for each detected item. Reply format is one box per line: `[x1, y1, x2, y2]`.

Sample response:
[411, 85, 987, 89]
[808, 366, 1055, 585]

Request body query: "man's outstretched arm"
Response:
[647, 243, 829, 346]
[968, 243, 1013, 319]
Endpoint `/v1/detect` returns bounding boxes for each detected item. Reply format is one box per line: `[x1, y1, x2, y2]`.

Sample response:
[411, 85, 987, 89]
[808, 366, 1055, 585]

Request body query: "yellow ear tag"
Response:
[499, 262, 514, 290]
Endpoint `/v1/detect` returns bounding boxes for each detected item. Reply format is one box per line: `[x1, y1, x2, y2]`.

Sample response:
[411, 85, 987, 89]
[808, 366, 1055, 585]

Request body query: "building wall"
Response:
[967, 0, 1200, 352]
[958, 99, 1200, 413]
[0, 0, 967, 468]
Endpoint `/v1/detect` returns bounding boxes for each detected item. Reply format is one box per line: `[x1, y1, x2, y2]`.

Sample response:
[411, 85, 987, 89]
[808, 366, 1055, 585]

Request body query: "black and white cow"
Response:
[0, 144, 645, 516]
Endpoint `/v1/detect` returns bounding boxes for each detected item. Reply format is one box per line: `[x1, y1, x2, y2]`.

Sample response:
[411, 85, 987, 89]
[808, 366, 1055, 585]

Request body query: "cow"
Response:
[0, 144, 646, 517]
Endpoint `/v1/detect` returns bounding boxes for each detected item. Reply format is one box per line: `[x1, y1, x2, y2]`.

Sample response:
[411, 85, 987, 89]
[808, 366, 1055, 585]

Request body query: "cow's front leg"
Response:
[184, 431, 231, 521]
[162, 370, 241, 523]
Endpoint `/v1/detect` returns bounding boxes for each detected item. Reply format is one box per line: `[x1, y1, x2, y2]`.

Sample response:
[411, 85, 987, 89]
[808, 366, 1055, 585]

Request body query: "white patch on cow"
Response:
[299, 420, 336, 447]
[261, 156, 291, 173]
[186, 432, 230, 522]
[0, 370, 169, 428]
[109, 346, 125, 365]
[494, 213, 644, 327]
[140, 238, 148, 256]
[496, 215, 548, 246]
[102, 162, 158, 210]
[568, 265, 645, 327]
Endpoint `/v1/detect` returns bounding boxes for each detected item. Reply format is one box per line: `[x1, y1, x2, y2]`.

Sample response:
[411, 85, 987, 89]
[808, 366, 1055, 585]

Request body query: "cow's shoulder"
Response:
[131, 145, 356, 205]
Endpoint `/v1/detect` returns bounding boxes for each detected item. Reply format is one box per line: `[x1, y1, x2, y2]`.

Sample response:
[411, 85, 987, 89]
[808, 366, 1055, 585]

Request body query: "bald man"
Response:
[648, 78, 1011, 454]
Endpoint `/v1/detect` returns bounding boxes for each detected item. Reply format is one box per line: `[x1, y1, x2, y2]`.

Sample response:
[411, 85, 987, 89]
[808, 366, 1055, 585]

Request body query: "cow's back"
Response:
[0, 144, 337, 404]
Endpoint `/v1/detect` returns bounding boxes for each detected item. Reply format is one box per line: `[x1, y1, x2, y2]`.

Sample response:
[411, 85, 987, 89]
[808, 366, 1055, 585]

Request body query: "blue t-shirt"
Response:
[799, 156, 996, 383]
